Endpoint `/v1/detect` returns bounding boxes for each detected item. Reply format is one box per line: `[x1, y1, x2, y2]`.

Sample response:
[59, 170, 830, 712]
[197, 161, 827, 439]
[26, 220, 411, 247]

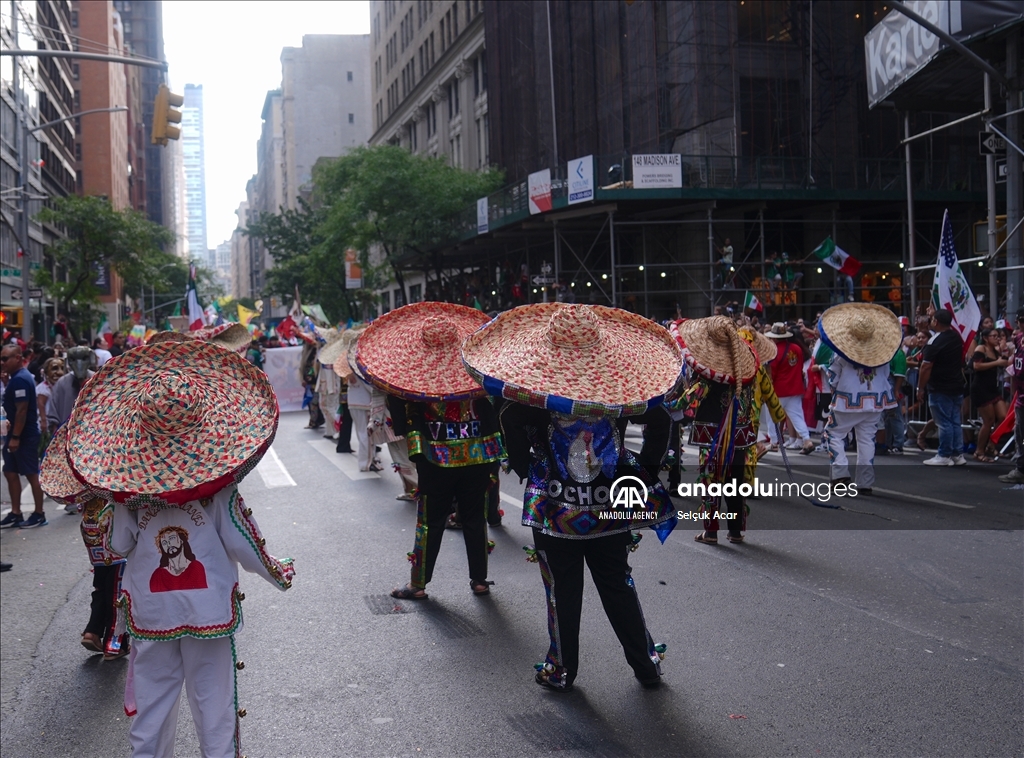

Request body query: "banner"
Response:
[344, 249, 362, 290]
[631, 154, 682, 189]
[477, 197, 489, 234]
[864, 0, 947, 108]
[528, 169, 552, 214]
[262, 345, 306, 412]
[567, 155, 594, 205]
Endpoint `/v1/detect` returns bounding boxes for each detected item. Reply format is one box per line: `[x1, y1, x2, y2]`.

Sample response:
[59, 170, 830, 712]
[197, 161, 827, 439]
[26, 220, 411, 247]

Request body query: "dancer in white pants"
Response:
[60, 339, 295, 758]
[817, 303, 902, 494]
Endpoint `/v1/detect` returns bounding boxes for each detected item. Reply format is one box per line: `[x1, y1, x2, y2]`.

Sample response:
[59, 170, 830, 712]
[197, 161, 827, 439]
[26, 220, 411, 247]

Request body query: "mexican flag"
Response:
[811, 237, 861, 276]
[186, 264, 204, 331]
[743, 290, 762, 312]
[97, 316, 113, 347]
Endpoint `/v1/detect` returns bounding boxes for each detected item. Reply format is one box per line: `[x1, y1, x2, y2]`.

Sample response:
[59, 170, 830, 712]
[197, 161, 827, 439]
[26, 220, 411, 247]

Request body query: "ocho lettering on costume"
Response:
[609, 475, 650, 510]
[546, 478, 611, 506]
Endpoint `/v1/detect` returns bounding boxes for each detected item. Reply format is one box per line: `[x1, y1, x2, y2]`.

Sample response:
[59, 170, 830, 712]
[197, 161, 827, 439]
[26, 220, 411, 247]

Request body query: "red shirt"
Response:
[770, 343, 806, 398]
[1014, 332, 1023, 409]
[149, 559, 208, 593]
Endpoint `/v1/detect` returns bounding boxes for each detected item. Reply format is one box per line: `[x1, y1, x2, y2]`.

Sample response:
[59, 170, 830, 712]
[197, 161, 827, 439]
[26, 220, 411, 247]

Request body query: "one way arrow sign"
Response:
[979, 132, 1006, 155]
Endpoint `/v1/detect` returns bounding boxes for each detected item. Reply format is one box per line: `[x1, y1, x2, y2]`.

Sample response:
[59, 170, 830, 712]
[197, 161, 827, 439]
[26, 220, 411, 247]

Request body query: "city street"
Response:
[1, 412, 1021, 758]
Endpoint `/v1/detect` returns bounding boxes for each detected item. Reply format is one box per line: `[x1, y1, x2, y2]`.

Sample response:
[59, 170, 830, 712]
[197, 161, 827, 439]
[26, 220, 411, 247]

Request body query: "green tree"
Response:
[35, 195, 175, 332]
[314, 145, 503, 306]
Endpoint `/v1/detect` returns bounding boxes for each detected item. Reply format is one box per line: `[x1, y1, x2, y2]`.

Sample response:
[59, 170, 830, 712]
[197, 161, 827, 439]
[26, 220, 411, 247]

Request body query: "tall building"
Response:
[241, 35, 370, 308]
[369, 0, 488, 168]
[417, 0, 1003, 321]
[112, 0, 167, 228]
[1, 0, 77, 337]
[74, 0, 130, 328]
[182, 83, 208, 264]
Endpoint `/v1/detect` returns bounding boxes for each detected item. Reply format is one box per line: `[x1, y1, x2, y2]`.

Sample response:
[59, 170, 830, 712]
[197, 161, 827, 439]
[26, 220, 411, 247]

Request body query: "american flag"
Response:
[932, 209, 981, 358]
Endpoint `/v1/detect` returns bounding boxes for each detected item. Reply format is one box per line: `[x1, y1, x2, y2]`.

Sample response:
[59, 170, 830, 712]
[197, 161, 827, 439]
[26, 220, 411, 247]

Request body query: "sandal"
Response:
[694, 532, 719, 545]
[390, 585, 428, 600]
[973, 453, 997, 463]
[915, 432, 927, 451]
[81, 633, 103, 653]
[727, 533, 745, 544]
[471, 580, 493, 596]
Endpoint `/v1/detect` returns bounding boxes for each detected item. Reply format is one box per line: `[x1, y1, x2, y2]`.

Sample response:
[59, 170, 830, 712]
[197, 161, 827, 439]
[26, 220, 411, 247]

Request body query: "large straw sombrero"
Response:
[462, 303, 683, 417]
[332, 329, 365, 380]
[317, 328, 348, 367]
[676, 316, 758, 384]
[818, 303, 902, 368]
[356, 303, 490, 401]
[738, 325, 777, 364]
[39, 425, 94, 506]
[64, 340, 279, 507]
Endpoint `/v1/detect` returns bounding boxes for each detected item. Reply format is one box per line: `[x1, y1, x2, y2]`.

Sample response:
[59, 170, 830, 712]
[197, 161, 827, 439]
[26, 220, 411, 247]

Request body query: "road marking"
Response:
[307, 439, 380, 480]
[256, 446, 296, 488]
[756, 462, 975, 509]
[500, 492, 522, 508]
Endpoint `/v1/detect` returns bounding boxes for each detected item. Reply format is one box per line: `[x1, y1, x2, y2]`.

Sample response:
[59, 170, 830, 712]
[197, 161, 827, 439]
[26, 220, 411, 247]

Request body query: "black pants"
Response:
[84, 564, 121, 643]
[408, 462, 490, 589]
[533, 530, 660, 685]
[335, 404, 354, 453]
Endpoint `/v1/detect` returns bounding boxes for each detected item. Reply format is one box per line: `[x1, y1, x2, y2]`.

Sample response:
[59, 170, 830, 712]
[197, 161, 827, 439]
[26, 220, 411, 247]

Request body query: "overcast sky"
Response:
[162, 1, 370, 249]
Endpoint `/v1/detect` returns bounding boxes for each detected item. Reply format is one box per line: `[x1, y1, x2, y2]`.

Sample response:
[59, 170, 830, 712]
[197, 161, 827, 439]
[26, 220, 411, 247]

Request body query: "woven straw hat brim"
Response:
[39, 425, 93, 505]
[739, 327, 778, 363]
[819, 303, 902, 368]
[194, 323, 251, 352]
[677, 316, 758, 384]
[357, 303, 490, 401]
[65, 340, 279, 507]
[147, 331, 189, 345]
[318, 331, 349, 367]
[332, 330, 365, 379]
[462, 304, 683, 418]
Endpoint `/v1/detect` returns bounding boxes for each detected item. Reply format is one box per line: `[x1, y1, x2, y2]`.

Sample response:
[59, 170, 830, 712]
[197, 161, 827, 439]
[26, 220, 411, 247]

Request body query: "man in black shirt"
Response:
[920, 310, 967, 466]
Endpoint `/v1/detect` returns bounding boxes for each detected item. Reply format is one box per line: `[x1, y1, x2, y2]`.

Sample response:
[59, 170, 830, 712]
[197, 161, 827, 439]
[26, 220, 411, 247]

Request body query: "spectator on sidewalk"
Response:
[998, 307, 1024, 484]
[0, 343, 46, 528]
[920, 310, 967, 467]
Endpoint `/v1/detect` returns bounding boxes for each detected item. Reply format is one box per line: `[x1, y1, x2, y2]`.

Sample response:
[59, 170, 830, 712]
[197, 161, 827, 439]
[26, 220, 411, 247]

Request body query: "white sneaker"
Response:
[923, 455, 954, 467]
[951, 455, 967, 466]
[783, 439, 800, 450]
[998, 469, 1024, 484]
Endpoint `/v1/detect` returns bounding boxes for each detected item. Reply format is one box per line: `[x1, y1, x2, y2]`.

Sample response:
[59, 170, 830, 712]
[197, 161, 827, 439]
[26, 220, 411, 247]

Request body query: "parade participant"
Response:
[818, 303, 902, 494]
[764, 323, 815, 453]
[331, 328, 364, 454]
[40, 424, 129, 660]
[737, 325, 787, 479]
[63, 340, 295, 758]
[314, 327, 347, 440]
[356, 302, 501, 600]
[673, 316, 759, 545]
[463, 303, 680, 691]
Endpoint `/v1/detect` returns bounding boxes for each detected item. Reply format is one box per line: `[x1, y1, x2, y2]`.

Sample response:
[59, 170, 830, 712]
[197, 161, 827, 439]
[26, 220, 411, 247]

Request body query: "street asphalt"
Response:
[1, 412, 1021, 757]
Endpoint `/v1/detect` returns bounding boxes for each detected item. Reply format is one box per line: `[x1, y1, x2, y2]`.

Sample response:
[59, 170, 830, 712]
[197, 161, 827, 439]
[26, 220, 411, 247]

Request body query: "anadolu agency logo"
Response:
[598, 476, 661, 521]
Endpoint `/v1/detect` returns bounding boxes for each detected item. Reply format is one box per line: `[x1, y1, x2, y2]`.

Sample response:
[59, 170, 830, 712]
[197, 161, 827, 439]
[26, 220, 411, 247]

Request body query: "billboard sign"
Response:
[528, 168, 552, 214]
[864, 0, 948, 108]
[632, 154, 683, 189]
[567, 155, 594, 205]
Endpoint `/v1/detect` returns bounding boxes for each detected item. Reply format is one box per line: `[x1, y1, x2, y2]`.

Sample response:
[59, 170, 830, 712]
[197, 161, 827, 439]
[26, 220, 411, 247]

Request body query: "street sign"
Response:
[9, 288, 43, 299]
[0, 268, 20, 278]
[979, 132, 1006, 155]
[995, 160, 1021, 184]
[532, 276, 555, 285]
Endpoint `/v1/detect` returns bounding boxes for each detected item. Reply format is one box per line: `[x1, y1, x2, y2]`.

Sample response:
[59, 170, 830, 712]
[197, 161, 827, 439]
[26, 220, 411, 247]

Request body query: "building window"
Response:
[452, 3, 459, 36]
[447, 80, 460, 119]
[482, 113, 489, 164]
[381, 289, 391, 314]
[347, 71, 353, 82]
[455, 134, 461, 167]
[473, 58, 480, 98]
[408, 120, 417, 151]
[409, 284, 422, 303]
[475, 118, 481, 167]
[349, 113, 355, 124]
[394, 288, 404, 307]
[440, 18, 445, 51]
[427, 101, 436, 137]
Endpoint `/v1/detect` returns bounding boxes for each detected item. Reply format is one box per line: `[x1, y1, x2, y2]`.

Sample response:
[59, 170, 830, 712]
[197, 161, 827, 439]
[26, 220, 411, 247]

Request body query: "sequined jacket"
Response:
[499, 402, 674, 539]
[388, 396, 504, 468]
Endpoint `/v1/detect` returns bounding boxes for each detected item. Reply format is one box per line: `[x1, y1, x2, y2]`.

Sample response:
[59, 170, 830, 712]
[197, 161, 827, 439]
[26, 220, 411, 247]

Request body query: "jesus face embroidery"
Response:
[149, 525, 208, 593]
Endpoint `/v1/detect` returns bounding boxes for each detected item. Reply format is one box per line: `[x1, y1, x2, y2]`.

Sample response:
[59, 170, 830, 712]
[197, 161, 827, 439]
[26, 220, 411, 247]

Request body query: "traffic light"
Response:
[151, 84, 184, 146]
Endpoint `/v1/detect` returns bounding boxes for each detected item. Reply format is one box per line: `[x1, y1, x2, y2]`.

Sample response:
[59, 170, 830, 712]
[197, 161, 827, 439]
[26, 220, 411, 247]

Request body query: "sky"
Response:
[162, 1, 370, 248]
